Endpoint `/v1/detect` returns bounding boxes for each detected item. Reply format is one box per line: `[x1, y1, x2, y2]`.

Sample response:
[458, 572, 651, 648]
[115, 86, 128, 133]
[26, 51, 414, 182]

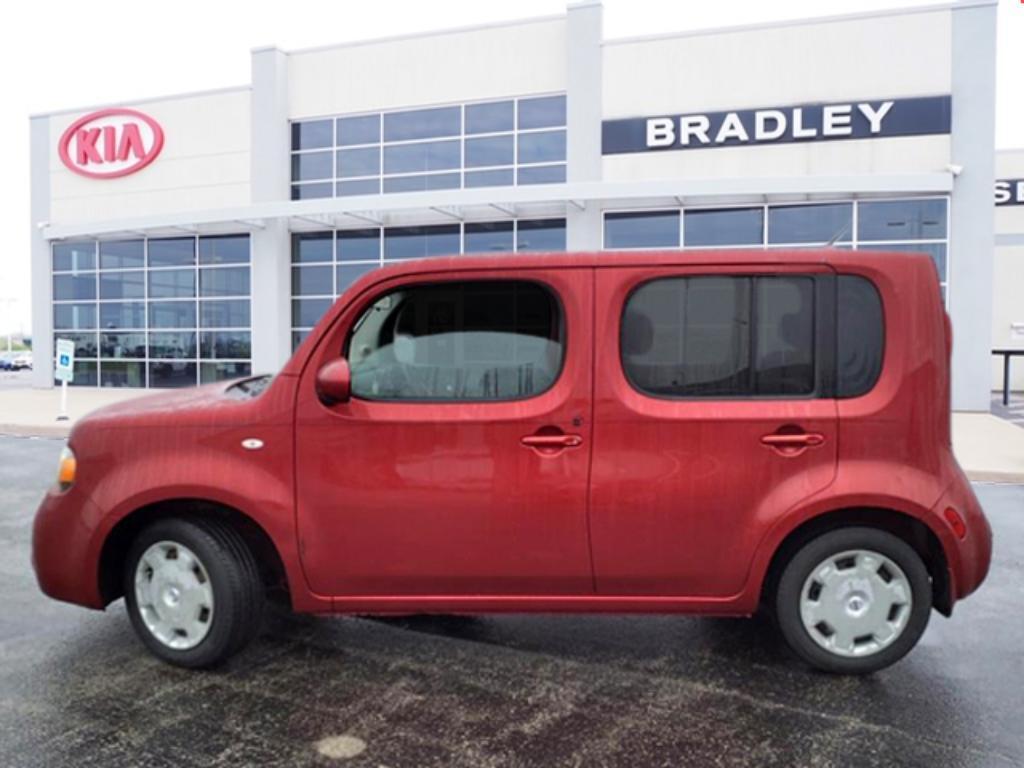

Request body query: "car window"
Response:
[621, 275, 816, 398]
[346, 280, 564, 401]
[836, 275, 884, 398]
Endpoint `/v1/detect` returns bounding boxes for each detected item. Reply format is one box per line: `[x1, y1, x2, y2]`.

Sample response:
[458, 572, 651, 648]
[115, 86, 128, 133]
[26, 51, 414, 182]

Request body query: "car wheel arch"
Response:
[756, 506, 952, 617]
[97, 498, 292, 610]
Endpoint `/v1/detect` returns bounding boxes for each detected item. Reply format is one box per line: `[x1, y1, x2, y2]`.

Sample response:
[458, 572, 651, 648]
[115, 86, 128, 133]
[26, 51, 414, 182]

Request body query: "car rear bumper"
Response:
[932, 477, 993, 605]
[32, 487, 105, 609]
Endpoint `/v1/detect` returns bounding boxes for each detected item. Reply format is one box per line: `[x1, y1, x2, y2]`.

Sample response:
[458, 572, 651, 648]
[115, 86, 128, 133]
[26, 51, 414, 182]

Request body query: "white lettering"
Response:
[792, 108, 817, 139]
[858, 101, 894, 134]
[754, 110, 787, 141]
[1017, 181, 1024, 203]
[715, 112, 749, 143]
[646, 117, 676, 148]
[679, 115, 711, 146]
[995, 181, 1011, 205]
[822, 105, 853, 137]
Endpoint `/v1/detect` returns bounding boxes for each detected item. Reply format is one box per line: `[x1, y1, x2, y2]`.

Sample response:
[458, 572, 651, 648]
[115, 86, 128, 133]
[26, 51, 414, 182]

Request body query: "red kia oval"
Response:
[58, 108, 164, 180]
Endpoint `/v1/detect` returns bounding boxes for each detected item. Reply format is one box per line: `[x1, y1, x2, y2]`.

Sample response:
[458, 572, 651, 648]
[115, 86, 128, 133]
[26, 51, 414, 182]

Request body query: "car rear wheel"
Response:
[774, 527, 932, 674]
[124, 517, 264, 668]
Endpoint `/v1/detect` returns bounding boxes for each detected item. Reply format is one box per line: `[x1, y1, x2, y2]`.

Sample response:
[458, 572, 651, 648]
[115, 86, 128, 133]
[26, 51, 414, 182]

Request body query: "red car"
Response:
[32, 249, 991, 674]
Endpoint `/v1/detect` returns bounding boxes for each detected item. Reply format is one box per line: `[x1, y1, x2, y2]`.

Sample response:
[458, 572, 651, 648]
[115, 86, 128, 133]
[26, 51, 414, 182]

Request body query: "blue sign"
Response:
[602, 95, 952, 155]
[59, 354, 69, 367]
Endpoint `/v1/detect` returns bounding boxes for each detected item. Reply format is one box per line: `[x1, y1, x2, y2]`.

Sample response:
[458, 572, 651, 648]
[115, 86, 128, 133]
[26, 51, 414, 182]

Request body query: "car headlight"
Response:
[57, 446, 76, 491]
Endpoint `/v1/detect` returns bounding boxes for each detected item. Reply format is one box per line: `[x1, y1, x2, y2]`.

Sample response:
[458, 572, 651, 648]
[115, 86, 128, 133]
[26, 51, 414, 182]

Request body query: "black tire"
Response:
[123, 517, 264, 668]
[774, 527, 932, 675]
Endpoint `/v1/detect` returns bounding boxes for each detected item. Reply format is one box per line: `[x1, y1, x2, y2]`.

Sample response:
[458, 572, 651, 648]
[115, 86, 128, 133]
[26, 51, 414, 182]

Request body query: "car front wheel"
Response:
[124, 517, 264, 668]
[774, 526, 932, 674]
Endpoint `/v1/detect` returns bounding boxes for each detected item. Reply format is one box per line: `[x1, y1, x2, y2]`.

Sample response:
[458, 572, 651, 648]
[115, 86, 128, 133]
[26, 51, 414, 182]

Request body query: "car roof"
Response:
[359, 247, 934, 281]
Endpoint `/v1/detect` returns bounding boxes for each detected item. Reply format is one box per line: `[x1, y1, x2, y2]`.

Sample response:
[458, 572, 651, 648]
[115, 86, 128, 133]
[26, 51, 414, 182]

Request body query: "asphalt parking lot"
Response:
[1, 435, 1021, 768]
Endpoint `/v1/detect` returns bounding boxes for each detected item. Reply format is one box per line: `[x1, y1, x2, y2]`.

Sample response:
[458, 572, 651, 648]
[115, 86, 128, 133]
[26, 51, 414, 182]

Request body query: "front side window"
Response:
[622, 275, 816, 398]
[346, 281, 563, 402]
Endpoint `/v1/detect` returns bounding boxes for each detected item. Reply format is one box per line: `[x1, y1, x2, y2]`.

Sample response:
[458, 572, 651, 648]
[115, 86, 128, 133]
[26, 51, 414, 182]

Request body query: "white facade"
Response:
[994, 149, 1024, 391]
[29, 1, 999, 410]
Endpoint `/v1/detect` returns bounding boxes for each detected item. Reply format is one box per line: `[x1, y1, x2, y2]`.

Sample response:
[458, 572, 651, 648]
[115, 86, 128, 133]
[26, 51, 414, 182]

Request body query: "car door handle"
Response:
[521, 433, 583, 449]
[760, 433, 825, 448]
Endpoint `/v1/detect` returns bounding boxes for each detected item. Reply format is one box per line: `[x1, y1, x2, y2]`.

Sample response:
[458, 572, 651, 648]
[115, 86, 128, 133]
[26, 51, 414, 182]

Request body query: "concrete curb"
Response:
[0, 425, 70, 439]
[964, 470, 1024, 484]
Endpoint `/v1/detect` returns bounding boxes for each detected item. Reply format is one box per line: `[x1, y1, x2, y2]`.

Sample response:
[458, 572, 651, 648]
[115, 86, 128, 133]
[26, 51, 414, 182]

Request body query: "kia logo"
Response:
[58, 108, 164, 179]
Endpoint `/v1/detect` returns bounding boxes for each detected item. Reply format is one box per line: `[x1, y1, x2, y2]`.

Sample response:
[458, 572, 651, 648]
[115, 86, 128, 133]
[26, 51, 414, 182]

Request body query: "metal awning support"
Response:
[489, 203, 516, 217]
[430, 206, 463, 221]
[340, 211, 383, 226]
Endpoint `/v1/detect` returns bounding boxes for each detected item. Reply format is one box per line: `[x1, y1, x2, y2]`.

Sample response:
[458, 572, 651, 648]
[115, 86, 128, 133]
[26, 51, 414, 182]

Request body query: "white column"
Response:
[29, 115, 53, 389]
[565, 1, 603, 251]
[949, 0, 997, 411]
[249, 47, 292, 374]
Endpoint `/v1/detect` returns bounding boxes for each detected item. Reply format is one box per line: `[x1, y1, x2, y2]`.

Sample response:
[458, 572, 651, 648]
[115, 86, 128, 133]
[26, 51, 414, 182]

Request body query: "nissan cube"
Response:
[32, 249, 992, 674]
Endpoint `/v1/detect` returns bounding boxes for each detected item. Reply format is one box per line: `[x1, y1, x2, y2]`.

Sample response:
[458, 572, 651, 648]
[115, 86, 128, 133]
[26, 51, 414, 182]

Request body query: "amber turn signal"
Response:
[57, 446, 76, 491]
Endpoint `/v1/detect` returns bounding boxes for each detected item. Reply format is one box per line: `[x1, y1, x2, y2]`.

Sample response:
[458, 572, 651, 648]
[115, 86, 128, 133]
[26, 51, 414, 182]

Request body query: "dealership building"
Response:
[30, 0, 1002, 410]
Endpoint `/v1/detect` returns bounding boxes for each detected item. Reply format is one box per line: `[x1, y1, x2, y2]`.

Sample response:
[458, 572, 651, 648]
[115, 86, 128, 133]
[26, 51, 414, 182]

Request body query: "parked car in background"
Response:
[32, 249, 991, 674]
[10, 352, 32, 370]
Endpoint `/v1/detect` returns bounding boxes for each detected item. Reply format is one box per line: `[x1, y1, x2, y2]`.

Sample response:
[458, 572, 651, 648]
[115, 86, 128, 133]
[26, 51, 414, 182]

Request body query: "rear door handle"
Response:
[521, 434, 583, 449]
[760, 433, 825, 448]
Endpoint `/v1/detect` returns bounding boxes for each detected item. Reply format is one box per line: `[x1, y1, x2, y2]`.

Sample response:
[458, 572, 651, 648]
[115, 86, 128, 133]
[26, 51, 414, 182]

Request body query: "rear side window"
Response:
[347, 280, 563, 401]
[836, 275, 884, 398]
[622, 275, 815, 397]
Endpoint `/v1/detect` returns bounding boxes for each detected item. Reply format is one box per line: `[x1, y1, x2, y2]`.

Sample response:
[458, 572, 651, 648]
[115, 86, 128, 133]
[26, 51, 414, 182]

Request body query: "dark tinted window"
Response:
[292, 151, 332, 182]
[516, 219, 566, 252]
[466, 101, 514, 134]
[517, 95, 566, 130]
[604, 211, 679, 249]
[383, 106, 461, 142]
[336, 115, 380, 146]
[768, 203, 852, 244]
[464, 221, 514, 253]
[148, 238, 195, 267]
[347, 281, 563, 402]
[197, 234, 249, 264]
[384, 225, 460, 260]
[684, 208, 763, 247]
[292, 232, 333, 264]
[857, 199, 946, 241]
[291, 120, 332, 150]
[622, 275, 816, 398]
[837, 275, 884, 398]
[52, 242, 96, 272]
[99, 240, 145, 269]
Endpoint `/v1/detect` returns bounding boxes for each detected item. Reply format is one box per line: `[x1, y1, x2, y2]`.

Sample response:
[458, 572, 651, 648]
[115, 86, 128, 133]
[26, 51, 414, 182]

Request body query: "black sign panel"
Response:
[602, 95, 952, 155]
[996, 179, 1024, 207]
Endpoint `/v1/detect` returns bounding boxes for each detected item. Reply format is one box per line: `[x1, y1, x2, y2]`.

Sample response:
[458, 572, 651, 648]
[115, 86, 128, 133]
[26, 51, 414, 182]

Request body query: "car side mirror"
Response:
[316, 358, 351, 404]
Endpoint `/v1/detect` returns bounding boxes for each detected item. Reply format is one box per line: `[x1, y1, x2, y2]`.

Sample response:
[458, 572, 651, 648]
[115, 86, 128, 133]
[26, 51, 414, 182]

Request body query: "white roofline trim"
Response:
[603, 0, 995, 48]
[41, 173, 953, 241]
[29, 84, 251, 120]
[284, 12, 566, 58]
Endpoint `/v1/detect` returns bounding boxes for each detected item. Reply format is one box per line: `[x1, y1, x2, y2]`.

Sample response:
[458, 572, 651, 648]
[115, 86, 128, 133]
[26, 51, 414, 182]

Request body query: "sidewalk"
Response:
[1, 385, 1023, 482]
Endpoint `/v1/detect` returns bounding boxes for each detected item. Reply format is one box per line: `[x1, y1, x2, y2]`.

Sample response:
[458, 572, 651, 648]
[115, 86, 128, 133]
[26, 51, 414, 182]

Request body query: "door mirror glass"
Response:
[316, 358, 351, 404]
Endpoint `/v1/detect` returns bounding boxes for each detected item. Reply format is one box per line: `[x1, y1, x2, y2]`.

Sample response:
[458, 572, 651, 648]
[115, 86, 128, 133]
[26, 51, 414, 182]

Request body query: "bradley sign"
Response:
[602, 95, 951, 155]
[58, 108, 164, 179]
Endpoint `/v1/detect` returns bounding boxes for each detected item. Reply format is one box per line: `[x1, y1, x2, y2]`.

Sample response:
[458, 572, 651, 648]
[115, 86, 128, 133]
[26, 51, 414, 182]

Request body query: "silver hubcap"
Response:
[800, 549, 913, 658]
[134, 541, 214, 650]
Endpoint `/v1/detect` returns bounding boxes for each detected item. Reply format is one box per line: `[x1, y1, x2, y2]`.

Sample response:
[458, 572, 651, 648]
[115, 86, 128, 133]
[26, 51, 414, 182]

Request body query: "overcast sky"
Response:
[1, 0, 1020, 335]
